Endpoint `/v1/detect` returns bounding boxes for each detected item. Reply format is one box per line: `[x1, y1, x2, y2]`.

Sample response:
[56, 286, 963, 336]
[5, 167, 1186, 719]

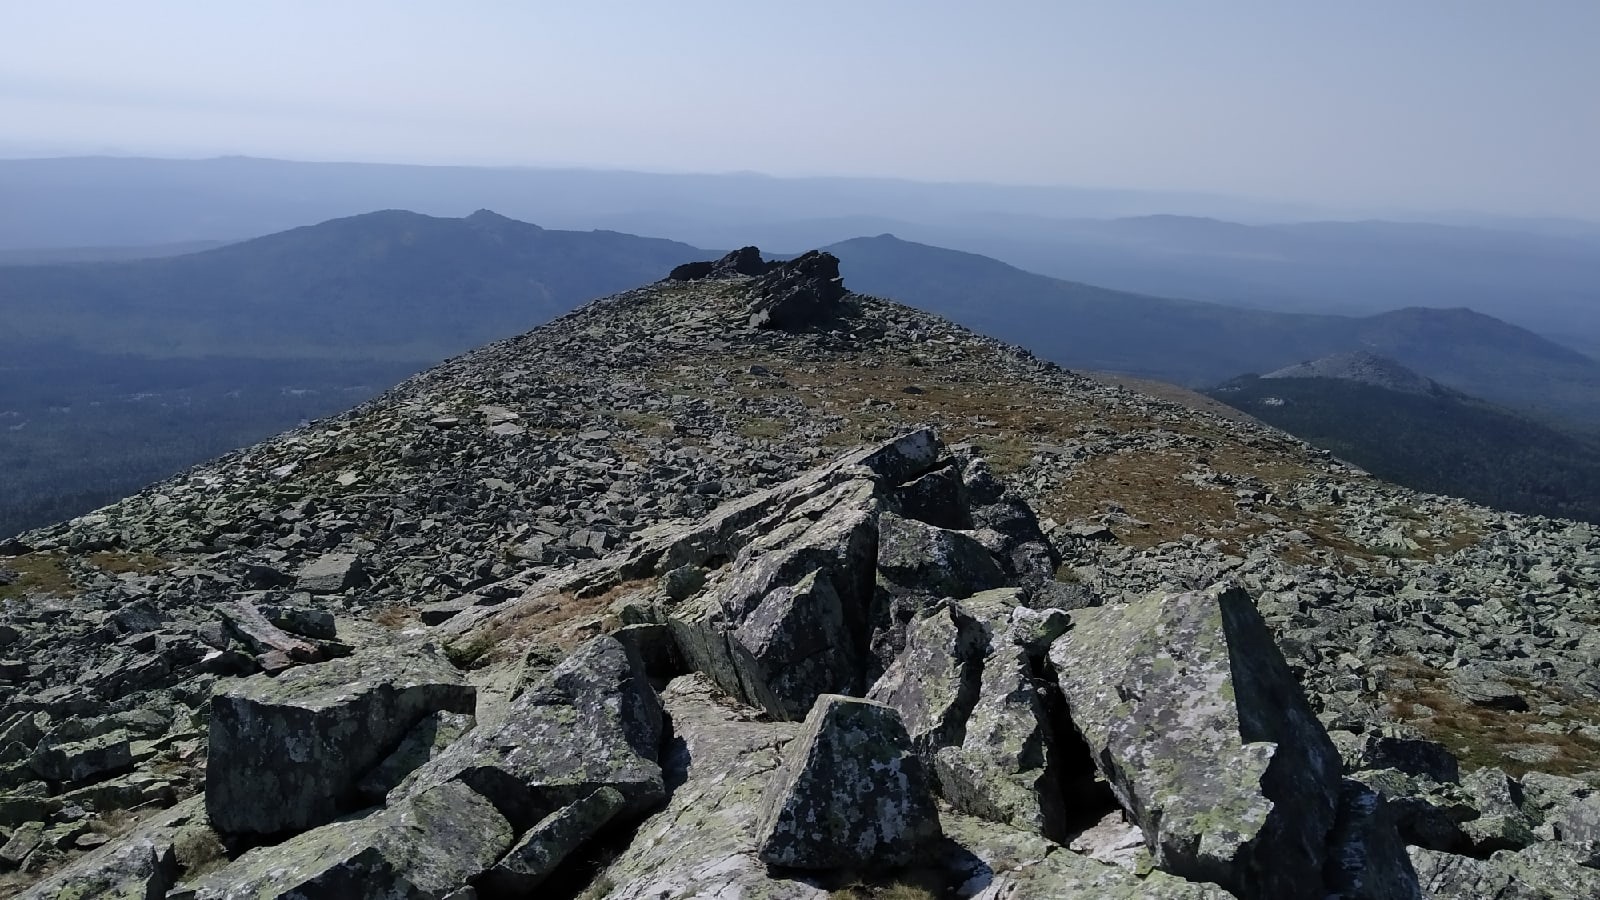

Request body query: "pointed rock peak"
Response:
[465, 208, 537, 229]
[1263, 350, 1438, 395]
[715, 245, 769, 276]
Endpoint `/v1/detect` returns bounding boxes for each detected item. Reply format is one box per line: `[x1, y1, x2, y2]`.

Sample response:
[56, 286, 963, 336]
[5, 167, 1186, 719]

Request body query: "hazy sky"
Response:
[3, 1, 1596, 218]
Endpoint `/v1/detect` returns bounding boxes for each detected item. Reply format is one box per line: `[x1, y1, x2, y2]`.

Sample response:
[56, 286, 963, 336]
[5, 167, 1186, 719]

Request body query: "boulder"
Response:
[867, 600, 986, 757]
[182, 781, 513, 900]
[935, 638, 1065, 838]
[206, 647, 475, 836]
[396, 635, 665, 832]
[756, 694, 941, 869]
[29, 730, 132, 784]
[479, 786, 628, 895]
[597, 675, 819, 899]
[355, 709, 475, 804]
[1050, 585, 1352, 898]
[876, 511, 1007, 600]
[669, 478, 879, 719]
[1407, 847, 1545, 900]
[295, 552, 365, 594]
[18, 796, 202, 900]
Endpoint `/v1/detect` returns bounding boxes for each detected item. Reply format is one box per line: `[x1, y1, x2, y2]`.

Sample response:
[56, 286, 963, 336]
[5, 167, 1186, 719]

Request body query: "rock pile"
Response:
[3, 250, 1600, 897]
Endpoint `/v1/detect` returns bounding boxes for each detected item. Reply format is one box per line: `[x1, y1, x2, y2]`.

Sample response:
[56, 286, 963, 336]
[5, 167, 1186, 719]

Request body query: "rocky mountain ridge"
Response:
[2, 250, 1599, 898]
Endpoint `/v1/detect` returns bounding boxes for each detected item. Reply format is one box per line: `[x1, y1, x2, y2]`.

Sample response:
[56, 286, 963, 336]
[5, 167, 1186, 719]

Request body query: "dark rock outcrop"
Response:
[747, 250, 847, 330]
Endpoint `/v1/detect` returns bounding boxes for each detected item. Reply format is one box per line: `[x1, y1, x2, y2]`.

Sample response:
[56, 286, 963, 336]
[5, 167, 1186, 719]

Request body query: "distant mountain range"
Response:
[5, 155, 1597, 356]
[825, 234, 1600, 430]
[1207, 354, 1600, 523]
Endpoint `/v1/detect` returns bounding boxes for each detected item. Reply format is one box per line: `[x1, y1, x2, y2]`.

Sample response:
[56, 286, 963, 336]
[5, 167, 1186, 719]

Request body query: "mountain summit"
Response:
[1263, 351, 1442, 396]
[5, 252, 1600, 898]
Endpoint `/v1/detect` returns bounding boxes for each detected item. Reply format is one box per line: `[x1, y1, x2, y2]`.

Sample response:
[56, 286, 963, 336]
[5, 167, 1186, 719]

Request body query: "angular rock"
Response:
[184, 781, 513, 900]
[355, 709, 475, 805]
[876, 511, 1006, 600]
[746, 250, 846, 330]
[1407, 847, 1544, 900]
[756, 694, 941, 869]
[597, 675, 815, 899]
[1050, 585, 1351, 898]
[30, 730, 132, 784]
[397, 635, 664, 831]
[479, 786, 628, 895]
[935, 638, 1065, 838]
[218, 599, 323, 665]
[206, 646, 475, 836]
[867, 600, 986, 757]
[295, 552, 365, 594]
[18, 796, 203, 900]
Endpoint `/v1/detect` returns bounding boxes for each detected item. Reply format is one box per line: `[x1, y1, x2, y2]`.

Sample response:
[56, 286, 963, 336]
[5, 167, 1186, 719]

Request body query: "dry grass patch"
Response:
[87, 551, 170, 575]
[0, 552, 78, 601]
[446, 578, 653, 668]
[1384, 658, 1600, 778]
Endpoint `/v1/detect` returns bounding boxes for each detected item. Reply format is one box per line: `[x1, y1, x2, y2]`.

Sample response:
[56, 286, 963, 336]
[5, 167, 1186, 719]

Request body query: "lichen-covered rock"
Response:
[876, 511, 1007, 600]
[598, 676, 822, 898]
[355, 709, 474, 804]
[867, 600, 986, 756]
[396, 635, 664, 831]
[181, 780, 512, 900]
[1492, 841, 1600, 898]
[1407, 847, 1545, 899]
[480, 786, 627, 895]
[935, 638, 1064, 838]
[669, 477, 880, 719]
[1051, 585, 1352, 898]
[942, 812, 1229, 899]
[19, 796, 203, 900]
[206, 646, 475, 836]
[756, 694, 941, 869]
[29, 730, 132, 784]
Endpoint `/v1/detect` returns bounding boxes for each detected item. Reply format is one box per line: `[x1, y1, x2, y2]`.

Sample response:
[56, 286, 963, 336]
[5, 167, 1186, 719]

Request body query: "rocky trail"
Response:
[2, 250, 1599, 898]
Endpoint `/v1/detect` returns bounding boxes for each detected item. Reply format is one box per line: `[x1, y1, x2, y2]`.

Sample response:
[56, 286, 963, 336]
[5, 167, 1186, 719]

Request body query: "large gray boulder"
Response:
[181, 780, 513, 900]
[1050, 585, 1367, 898]
[876, 511, 1007, 600]
[756, 694, 941, 869]
[206, 646, 475, 836]
[669, 478, 880, 720]
[479, 786, 628, 895]
[867, 600, 986, 757]
[395, 635, 664, 831]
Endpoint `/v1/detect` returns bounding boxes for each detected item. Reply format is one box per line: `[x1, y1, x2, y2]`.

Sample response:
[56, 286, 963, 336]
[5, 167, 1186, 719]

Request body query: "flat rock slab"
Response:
[757, 694, 941, 869]
[182, 781, 512, 900]
[1050, 586, 1351, 899]
[206, 647, 475, 836]
[295, 552, 364, 594]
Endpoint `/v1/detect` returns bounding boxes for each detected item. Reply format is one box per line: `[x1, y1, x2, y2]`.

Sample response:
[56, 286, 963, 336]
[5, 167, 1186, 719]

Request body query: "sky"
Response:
[2, 1, 1597, 219]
